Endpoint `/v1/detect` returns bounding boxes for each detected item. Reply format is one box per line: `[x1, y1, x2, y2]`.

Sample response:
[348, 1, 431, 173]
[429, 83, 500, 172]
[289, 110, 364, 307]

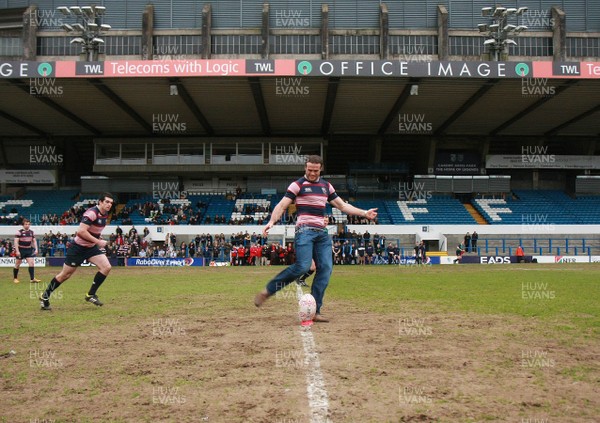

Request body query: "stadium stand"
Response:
[474, 190, 600, 225]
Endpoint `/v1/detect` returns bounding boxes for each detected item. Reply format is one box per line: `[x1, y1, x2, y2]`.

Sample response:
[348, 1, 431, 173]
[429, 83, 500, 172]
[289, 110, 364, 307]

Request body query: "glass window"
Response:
[211, 144, 237, 164]
[121, 144, 146, 165]
[179, 143, 204, 164]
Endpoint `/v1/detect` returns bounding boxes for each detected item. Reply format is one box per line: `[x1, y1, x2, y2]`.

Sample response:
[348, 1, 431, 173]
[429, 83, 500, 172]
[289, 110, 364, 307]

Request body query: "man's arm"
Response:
[13, 236, 20, 257]
[76, 222, 107, 248]
[262, 197, 293, 236]
[330, 197, 378, 220]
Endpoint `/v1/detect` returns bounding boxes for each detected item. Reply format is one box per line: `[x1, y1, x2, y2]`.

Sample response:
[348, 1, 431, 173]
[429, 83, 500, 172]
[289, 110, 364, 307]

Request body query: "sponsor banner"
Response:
[397, 256, 440, 265]
[296, 60, 534, 78]
[460, 255, 533, 264]
[0, 61, 55, 78]
[2, 60, 598, 79]
[434, 151, 481, 175]
[553, 255, 591, 264]
[0, 257, 45, 267]
[127, 257, 204, 267]
[534, 61, 600, 79]
[0, 170, 56, 184]
[486, 155, 600, 169]
[47, 257, 119, 267]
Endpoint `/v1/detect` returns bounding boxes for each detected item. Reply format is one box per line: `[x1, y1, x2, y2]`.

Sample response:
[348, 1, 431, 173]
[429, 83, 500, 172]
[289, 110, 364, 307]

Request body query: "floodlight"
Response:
[506, 8, 517, 15]
[478, 24, 489, 32]
[94, 6, 106, 15]
[91, 38, 105, 44]
[69, 6, 83, 15]
[57, 6, 71, 16]
[70, 37, 85, 44]
[514, 25, 528, 33]
[503, 24, 517, 32]
[100, 24, 111, 31]
[493, 7, 506, 17]
[516, 7, 528, 16]
[87, 22, 98, 30]
[81, 6, 94, 16]
[483, 39, 497, 46]
[71, 23, 84, 32]
[61, 23, 74, 32]
[504, 39, 517, 46]
[481, 7, 493, 17]
[489, 24, 499, 30]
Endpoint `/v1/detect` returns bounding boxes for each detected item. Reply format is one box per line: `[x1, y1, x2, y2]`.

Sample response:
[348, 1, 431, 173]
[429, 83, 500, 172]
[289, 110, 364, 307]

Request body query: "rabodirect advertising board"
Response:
[126, 257, 204, 267]
[0, 257, 46, 267]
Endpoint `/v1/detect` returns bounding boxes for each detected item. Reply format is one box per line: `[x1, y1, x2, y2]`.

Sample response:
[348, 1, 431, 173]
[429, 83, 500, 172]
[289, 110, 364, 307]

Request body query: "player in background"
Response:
[255, 155, 377, 322]
[13, 218, 41, 284]
[39, 193, 114, 311]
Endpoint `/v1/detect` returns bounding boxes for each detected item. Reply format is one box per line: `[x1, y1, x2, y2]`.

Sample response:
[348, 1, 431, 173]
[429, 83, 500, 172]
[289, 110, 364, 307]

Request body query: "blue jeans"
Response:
[265, 226, 333, 314]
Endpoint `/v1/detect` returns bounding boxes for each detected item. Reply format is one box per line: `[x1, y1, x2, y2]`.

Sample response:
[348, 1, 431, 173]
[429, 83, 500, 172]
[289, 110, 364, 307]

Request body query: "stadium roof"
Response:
[0, 59, 599, 139]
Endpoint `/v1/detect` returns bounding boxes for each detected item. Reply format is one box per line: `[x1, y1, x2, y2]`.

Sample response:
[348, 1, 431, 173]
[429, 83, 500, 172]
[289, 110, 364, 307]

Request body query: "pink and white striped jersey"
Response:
[285, 176, 339, 228]
[74, 206, 108, 247]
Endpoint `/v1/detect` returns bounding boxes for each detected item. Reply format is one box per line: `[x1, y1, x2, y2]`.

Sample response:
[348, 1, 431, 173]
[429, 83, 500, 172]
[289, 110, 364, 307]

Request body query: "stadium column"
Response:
[551, 7, 567, 61]
[437, 5, 449, 60]
[321, 4, 329, 59]
[202, 4, 212, 59]
[141, 4, 154, 60]
[22, 6, 37, 60]
[261, 3, 270, 59]
[428, 138, 437, 174]
[379, 4, 389, 60]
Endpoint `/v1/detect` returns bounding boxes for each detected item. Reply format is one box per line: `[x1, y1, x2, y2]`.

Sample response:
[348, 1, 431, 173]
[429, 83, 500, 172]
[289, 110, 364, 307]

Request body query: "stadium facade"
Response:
[0, 1, 599, 254]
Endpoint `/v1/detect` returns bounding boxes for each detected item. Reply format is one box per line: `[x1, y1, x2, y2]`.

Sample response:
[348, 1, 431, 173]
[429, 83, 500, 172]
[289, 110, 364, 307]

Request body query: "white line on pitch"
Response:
[296, 284, 331, 423]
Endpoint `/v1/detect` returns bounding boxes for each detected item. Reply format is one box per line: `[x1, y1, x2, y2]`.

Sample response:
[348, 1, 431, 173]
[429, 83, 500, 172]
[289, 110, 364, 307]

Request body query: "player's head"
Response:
[98, 192, 115, 212]
[22, 218, 30, 229]
[304, 155, 323, 182]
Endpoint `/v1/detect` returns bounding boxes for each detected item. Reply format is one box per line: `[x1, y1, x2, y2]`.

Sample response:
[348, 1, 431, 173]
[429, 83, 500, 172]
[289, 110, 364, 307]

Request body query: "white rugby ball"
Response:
[298, 293, 317, 322]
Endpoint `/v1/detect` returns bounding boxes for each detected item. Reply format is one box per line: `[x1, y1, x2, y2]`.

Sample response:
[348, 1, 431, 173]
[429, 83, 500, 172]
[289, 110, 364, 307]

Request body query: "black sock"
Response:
[300, 269, 315, 281]
[43, 277, 61, 299]
[29, 267, 35, 280]
[88, 272, 107, 296]
[13, 268, 18, 279]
